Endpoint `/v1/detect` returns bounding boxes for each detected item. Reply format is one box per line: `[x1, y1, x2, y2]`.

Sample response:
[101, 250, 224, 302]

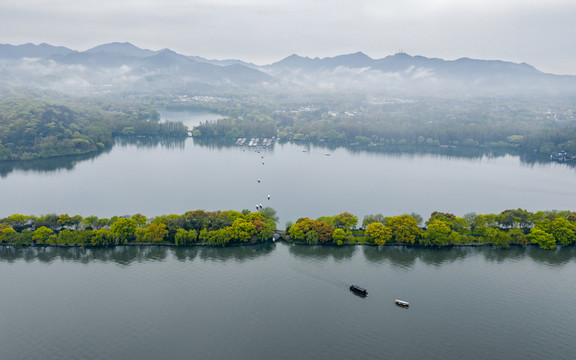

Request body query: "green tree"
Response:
[508, 228, 527, 246]
[305, 230, 319, 245]
[174, 229, 198, 245]
[365, 222, 392, 246]
[333, 212, 358, 229]
[497, 208, 533, 229]
[36, 213, 59, 231]
[485, 228, 511, 248]
[421, 220, 451, 247]
[57, 213, 74, 229]
[55, 229, 72, 244]
[387, 215, 422, 244]
[207, 227, 233, 246]
[4, 214, 33, 231]
[131, 213, 148, 227]
[332, 228, 347, 245]
[527, 228, 556, 249]
[91, 228, 111, 246]
[147, 222, 168, 242]
[199, 229, 209, 243]
[362, 214, 385, 228]
[32, 226, 54, 244]
[0, 223, 17, 243]
[109, 218, 137, 245]
[537, 217, 576, 246]
[231, 218, 257, 243]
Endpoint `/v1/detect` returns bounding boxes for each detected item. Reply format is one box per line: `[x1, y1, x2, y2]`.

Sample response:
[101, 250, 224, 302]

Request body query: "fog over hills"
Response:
[0, 42, 574, 97]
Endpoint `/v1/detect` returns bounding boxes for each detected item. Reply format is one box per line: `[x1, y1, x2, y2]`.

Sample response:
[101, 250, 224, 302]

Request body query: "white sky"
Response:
[1, 0, 575, 74]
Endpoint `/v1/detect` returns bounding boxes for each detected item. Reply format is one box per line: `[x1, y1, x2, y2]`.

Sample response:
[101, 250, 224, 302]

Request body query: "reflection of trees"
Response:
[0, 246, 171, 265]
[347, 144, 514, 162]
[525, 246, 576, 267]
[0, 137, 189, 178]
[481, 246, 526, 263]
[363, 245, 512, 268]
[363, 246, 418, 268]
[197, 243, 275, 262]
[0, 244, 272, 265]
[288, 244, 357, 261]
[115, 137, 186, 150]
[520, 153, 576, 169]
[480, 245, 576, 267]
[0, 150, 109, 178]
[1, 243, 574, 268]
[418, 247, 470, 267]
[173, 247, 199, 262]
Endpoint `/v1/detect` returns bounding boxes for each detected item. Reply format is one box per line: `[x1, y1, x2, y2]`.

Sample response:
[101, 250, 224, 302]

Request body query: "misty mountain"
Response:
[189, 55, 258, 69]
[0, 42, 574, 96]
[0, 42, 276, 94]
[263, 51, 576, 96]
[85, 42, 159, 58]
[266, 52, 374, 71]
[0, 43, 75, 59]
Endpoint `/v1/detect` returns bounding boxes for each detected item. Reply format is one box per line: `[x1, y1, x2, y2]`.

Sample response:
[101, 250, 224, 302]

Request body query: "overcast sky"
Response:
[1, 0, 575, 74]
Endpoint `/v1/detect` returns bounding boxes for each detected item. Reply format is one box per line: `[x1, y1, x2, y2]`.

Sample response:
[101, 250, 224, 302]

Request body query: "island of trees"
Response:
[0, 98, 187, 161]
[1, 208, 575, 250]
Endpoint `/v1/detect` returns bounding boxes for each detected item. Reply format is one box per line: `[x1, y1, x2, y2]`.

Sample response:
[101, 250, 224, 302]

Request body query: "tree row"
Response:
[1, 208, 575, 250]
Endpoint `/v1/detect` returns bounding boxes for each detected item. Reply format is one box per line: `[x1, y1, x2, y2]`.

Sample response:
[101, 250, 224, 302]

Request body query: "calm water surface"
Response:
[0, 110, 575, 226]
[0, 243, 575, 360]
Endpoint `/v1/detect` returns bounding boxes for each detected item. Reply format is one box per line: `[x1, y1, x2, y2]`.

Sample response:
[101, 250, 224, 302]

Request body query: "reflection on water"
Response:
[524, 246, 576, 266]
[0, 135, 568, 179]
[196, 243, 276, 262]
[192, 137, 568, 168]
[116, 137, 186, 150]
[1, 244, 574, 267]
[288, 243, 357, 262]
[0, 137, 187, 178]
[0, 150, 109, 178]
[362, 245, 470, 268]
[0, 243, 277, 265]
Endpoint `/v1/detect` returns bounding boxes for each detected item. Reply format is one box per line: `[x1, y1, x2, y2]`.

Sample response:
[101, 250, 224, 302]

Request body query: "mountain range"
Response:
[0, 42, 574, 96]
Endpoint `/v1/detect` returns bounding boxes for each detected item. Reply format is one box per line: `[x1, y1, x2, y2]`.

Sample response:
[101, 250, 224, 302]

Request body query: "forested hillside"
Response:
[0, 99, 186, 161]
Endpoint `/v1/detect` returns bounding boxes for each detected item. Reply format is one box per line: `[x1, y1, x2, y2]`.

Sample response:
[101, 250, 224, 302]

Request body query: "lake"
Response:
[0, 243, 574, 360]
[1, 110, 576, 359]
[0, 110, 575, 226]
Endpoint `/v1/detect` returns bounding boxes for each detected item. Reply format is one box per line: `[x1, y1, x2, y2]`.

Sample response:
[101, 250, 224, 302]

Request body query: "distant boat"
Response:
[349, 285, 368, 296]
[395, 299, 409, 307]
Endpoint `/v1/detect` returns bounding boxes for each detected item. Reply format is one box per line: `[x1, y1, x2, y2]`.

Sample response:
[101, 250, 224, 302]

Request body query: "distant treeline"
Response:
[179, 96, 576, 155]
[0, 99, 187, 161]
[1, 208, 575, 250]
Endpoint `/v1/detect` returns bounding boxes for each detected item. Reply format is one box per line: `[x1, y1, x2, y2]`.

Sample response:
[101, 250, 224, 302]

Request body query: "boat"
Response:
[395, 299, 409, 307]
[349, 285, 368, 296]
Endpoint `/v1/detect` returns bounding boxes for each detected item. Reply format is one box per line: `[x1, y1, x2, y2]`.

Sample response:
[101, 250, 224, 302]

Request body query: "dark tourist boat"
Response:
[395, 299, 409, 307]
[349, 285, 368, 296]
